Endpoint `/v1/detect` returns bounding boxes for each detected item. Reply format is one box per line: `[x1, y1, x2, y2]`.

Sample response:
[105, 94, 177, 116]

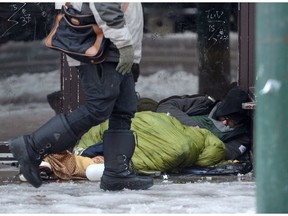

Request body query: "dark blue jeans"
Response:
[65, 62, 137, 138]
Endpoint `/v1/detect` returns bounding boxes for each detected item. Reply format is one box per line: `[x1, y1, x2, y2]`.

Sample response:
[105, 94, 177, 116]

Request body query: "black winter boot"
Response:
[9, 114, 77, 188]
[100, 130, 153, 191]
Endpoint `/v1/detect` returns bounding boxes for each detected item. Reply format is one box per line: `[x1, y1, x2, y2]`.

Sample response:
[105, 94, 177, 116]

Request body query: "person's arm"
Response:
[157, 98, 199, 127]
[90, 3, 134, 74]
[156, 95, 215, 127]
[224, 134, 250, 160]
[90, 3, 132, 49]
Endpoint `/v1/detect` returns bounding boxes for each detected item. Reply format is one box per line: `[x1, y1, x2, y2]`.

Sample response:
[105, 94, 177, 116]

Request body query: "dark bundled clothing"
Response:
[214, 86, 249, 122]
[156, 86, 251, 160]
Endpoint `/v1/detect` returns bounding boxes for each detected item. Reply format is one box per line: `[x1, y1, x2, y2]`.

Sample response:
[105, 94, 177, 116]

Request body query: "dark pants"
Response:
[65, 62, 137, 138]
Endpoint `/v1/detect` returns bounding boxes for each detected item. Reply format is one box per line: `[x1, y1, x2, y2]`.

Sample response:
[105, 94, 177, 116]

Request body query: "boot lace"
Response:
[128, 159, 137, 175]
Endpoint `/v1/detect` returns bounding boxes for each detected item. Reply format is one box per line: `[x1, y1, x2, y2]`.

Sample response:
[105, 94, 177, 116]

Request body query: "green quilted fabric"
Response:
[75, 111, 226, 173]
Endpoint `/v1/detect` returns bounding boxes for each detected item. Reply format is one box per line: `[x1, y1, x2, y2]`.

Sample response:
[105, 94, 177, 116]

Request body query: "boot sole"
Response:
[9, 137, 42, 188]
[100, 176, 154, 191]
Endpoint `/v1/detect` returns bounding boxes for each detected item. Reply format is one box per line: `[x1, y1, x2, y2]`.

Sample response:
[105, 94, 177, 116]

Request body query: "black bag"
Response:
[45, 5, 110, 64]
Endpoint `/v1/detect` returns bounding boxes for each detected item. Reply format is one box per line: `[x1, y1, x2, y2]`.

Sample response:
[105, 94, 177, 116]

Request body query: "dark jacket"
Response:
[156, 94, 251, 160]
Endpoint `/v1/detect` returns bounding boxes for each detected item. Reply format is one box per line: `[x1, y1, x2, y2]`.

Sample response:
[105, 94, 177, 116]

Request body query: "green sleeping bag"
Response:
[75, 111, 226, 173]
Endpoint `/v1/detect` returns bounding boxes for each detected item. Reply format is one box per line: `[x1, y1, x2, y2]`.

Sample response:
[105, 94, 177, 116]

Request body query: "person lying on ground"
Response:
[156, 86, 252, 160]
[30, 86, 251, 181]
[33, 110, 227, 181]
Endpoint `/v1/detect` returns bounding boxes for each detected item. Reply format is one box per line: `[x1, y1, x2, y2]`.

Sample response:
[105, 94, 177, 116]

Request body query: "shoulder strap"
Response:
[65, 2, 128, 12]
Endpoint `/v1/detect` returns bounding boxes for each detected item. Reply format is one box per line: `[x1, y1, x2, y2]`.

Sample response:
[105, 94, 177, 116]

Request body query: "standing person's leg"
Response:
[9, 112, 78, 188]
[9, 63, 120, 188]
[65, 63, 121, 136]
[100, 71, 153, 191]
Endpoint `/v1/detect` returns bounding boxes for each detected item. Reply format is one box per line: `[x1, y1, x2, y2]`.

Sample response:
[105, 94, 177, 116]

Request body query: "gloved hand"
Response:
[116, 45, 134, 75]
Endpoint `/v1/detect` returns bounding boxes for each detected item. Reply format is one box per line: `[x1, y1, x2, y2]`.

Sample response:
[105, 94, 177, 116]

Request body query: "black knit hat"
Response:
[215, 86, 249, 122]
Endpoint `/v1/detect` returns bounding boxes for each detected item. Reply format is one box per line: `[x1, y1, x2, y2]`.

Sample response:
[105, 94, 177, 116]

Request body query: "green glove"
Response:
[116, 45, 134, 75]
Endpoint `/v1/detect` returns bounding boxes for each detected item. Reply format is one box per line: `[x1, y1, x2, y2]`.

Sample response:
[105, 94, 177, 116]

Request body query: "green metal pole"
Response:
[255, 3, 288, 213]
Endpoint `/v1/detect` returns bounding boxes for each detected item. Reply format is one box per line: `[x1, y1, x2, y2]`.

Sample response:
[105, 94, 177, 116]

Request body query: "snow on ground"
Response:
[0, 180, 256, 214]
[0, 69, 197, 106]
[135, 70, 198, 102]
[0, 69, 60, 106]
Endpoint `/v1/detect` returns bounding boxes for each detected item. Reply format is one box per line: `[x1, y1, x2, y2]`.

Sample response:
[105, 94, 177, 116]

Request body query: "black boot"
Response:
[9, 113, 77, 188]
[100, 130, 153, 191]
